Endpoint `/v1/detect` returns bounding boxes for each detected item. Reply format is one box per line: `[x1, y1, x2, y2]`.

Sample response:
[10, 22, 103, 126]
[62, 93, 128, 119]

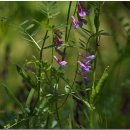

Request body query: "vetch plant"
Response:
[1, 1, 110, 129]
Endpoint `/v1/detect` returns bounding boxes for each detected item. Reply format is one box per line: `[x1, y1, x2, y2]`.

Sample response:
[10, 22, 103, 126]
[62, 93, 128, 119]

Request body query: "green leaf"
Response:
[23, 37, 34, 43]
[46, 94, 53, 100]
[1, 83, 24, 113]
[72, 94, 93, 110]
[79, 39, 86, 47]
[91, 66, 109, 103]
[24, 107, 30, 114]
[82, 99, 91, 109]
[49, 12, 60, 18]
[32, 19, 42, 26]
[100, 32, 111, 36]
[26, 24, 35, 31]
[81, 28, 93, 35]
[39, 2, 59, 19]
[80, 42, 85, 48]
[46, 94, 53, 97]
[31, 28, 41, 37]
[53, 83, 58, 90]
[26, 33, 41, 50]
[20, 20, 29, 26]
[25, 88, 35, 107]
[95, 66, 109, 94]
[19, 26, 41, 50]
[65, 85, 71, 94]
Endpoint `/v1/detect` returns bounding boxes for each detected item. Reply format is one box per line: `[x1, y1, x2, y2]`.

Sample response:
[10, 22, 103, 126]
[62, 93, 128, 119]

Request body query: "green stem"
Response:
[90, 2, 101, 128]
[71, 48, 79, 87]
[5, 118, 27, 129]
[55, 97, 62, 128]
[55, 79, 62, 128]
[56, 76, 72, 110]
[51, 41, 54, 64]
[62, 1, 72, 61]
[30, 21, 49, 115]
[65, 2, 72, 42]
[91, 2, 101, 100]
[57, 3, 78, 110]
[67, 2, 77, 40]
[89, 109, 94, 129]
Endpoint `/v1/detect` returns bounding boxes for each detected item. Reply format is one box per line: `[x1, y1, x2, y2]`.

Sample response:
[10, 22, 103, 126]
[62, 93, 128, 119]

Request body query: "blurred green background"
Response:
[0, 1, 130, 128]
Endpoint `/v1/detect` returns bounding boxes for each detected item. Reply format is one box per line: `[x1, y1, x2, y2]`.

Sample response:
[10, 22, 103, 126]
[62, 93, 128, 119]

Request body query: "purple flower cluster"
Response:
[78, 53, 95, 84]
[53, 29, 64, 47]
[71, 2, 90, 29]
[54, 56, 67, 66]
[53, 29, 67, 66]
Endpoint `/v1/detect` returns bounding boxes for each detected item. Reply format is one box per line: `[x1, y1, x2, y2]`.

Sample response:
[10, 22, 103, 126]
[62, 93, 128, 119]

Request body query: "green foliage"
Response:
[91, 66, 109, 103]
[1, 1, 130, 129]
[39, 2, 60, 19]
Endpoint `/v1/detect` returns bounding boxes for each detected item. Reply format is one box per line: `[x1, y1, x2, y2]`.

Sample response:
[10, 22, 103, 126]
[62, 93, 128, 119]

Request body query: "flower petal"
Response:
[83, 77, 89, 84]
[59, 61, 68, 66]
[71, 16, 79, 29]
[78, 61, 91, 72]
[54, 56, 67, 66]
[78, 2, 87, 17]
[79, 53, 95, 60]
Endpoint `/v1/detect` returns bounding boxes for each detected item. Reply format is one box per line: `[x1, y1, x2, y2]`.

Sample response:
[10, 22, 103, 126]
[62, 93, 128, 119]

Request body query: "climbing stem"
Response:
[62, 1, 72, 61]
[30, 20, 49, 116]
[90, 2, 101, 128]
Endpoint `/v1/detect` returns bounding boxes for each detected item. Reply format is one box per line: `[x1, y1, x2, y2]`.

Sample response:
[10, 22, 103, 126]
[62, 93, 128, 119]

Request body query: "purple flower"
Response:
[81, 66, 91, 72]
[71, 16, 79, 29]
[53, 36, 64, 47]
[53, 29, 64, 47]
[78, 71, 90, 84]
[83, 77, 89, 84]
[54, 56, 67, 66]
[78, 61, 91, 72]
[77, 12, 87, 27]
[71, 2, 90, 29]
[84, 60, 91, 66]
[77, 53, 95, 85]
[53, 29, 67, 65]
[77, 2, 87, 17]
[79, 53, 95, 60]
